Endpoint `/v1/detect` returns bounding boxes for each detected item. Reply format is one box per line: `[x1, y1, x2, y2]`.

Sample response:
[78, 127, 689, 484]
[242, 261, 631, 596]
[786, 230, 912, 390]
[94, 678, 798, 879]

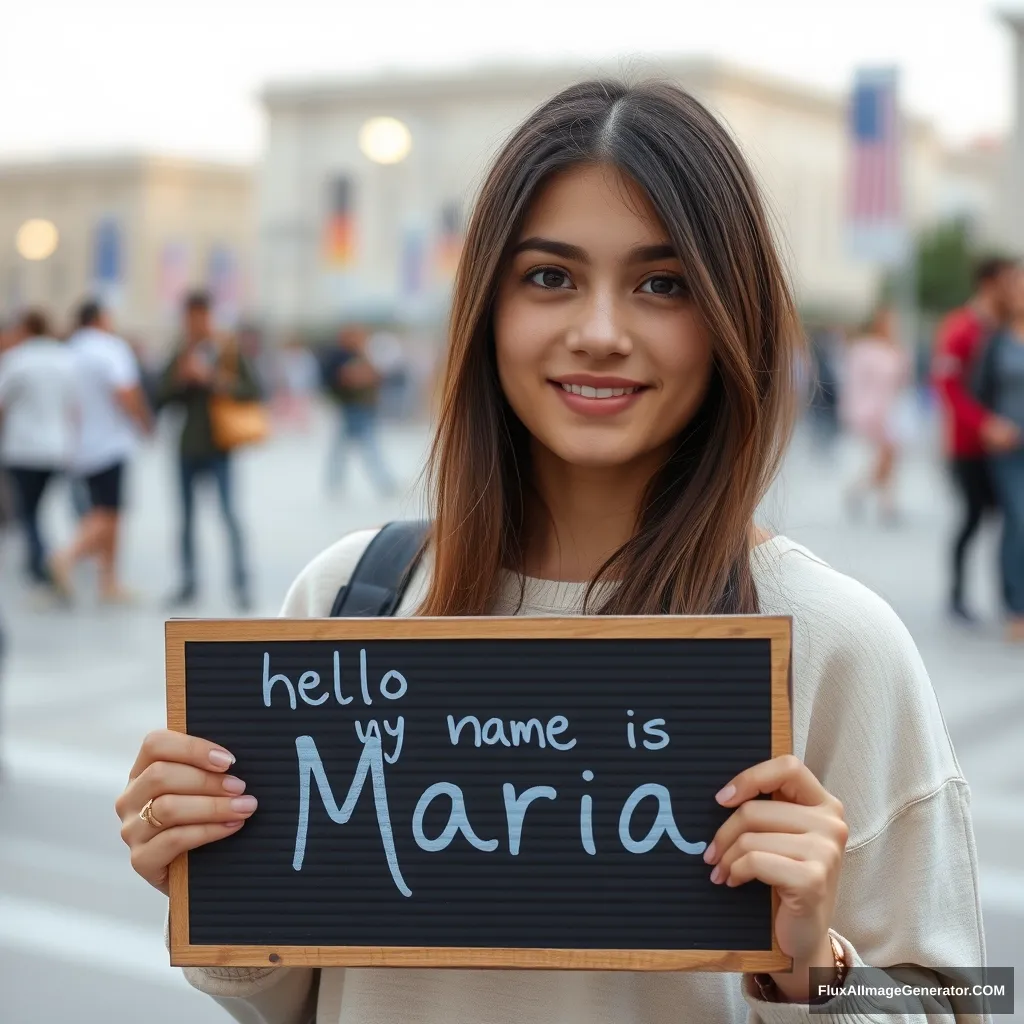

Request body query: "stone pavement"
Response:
[0, 403, 1020, 1022]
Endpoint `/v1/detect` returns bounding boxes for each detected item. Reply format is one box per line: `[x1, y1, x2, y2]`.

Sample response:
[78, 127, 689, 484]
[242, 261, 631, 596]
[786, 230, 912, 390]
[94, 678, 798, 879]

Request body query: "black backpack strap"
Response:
[329, 520, 430, 617]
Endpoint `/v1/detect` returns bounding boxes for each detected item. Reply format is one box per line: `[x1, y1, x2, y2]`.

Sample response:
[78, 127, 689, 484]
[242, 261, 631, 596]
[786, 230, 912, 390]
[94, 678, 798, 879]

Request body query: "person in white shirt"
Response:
[51, 300, 151, 602]
[0, 309, 76, 589]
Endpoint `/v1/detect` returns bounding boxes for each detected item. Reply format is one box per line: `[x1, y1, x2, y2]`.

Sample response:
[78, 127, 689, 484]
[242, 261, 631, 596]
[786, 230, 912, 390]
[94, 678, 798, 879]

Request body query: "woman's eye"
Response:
[526, 267, 573, 290]
[639, 275, 686, 297]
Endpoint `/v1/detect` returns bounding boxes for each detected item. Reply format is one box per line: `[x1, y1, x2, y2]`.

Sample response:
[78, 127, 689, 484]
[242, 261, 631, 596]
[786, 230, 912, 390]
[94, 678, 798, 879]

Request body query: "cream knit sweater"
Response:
[180, 531, 987, 1024]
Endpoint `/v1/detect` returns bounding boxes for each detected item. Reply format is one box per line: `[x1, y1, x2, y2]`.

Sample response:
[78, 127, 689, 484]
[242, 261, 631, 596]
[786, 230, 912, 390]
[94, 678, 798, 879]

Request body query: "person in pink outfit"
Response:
[839, 307, 912, 523]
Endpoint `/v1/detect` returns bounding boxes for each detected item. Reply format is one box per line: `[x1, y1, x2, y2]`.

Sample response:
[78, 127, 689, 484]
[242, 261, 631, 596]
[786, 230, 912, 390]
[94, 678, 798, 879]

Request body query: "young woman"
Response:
[116, 80, 984, 1022]
[839, 306, 911, 525]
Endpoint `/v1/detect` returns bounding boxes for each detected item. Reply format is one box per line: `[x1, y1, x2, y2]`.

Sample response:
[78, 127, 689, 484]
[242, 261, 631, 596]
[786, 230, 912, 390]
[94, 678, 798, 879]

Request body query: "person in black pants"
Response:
[7, 468, 57, 583]
[948, 458, 999, 612]
[933, 258, 1019, 621]
[154, 292, 262, 611]
[0, 310, 76, 592]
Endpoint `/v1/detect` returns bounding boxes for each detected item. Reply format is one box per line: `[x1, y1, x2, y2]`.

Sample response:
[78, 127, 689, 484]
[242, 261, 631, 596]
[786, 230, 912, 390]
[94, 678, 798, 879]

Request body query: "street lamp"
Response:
[358, 116, 412, 165]
[15, 218, 59, 261]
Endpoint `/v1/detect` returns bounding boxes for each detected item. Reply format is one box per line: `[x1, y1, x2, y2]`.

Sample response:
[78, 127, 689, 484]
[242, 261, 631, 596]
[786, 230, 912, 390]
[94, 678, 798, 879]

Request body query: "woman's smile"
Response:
[549, 375, 650, 416]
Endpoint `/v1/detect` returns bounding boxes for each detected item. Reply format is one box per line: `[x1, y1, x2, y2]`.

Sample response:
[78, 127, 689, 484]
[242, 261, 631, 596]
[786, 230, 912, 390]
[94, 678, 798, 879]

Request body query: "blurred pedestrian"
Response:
[973, 267, 1024, 641]
[155, 291, 261, 611]
[806, 323, 843, 453]
[839, 306, 911, 524]
[271, 337, 319, 432]
[50, 300, 152, 603]
[932, 256, 1019, 622]
[324, 325, 397, 497]
[0, 309, 76, 594]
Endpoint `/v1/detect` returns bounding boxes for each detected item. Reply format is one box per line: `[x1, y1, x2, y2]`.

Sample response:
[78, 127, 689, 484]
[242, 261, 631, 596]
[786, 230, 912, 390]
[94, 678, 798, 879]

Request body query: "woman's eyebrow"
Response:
[509, 237, 678, 265]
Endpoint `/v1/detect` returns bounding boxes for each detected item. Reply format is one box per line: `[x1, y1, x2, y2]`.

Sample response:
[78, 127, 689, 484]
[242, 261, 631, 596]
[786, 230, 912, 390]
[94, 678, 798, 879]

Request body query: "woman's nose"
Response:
[565, 292, 632, 358]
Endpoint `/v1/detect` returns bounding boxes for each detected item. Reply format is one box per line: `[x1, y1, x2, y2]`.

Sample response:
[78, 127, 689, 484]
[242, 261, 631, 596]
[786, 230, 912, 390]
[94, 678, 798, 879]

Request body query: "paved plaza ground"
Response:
[1, 403, 1020, 1022]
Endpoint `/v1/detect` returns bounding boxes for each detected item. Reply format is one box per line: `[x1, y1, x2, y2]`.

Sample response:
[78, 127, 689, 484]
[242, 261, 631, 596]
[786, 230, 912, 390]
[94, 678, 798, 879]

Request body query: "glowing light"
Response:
[358, 117, 412, 165]
[16, 219, 59, 261]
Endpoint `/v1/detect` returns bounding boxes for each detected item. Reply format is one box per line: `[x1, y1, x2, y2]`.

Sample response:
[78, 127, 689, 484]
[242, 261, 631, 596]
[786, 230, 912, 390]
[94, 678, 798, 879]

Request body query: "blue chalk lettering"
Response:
[293, 734, 410, 897]
[502, 783, 556, 855]
[379, 670, 408, 701]
[359, 649, 372, 706]
[446, 714, 482, 747]
[642, 718, 670, 750]
[382, 716, 405, 764]
[581, 797, 596, 855]
[355, 720, 381, 744]
[545, 715, 576, 751]
[482, 718, 511, 747]
[263, 653, 296, 710]
[332, 651, 354, 705]
[298, 671, 328, 706]
[509, 719, 546, 747]
[619, 783, 707, 855]
[412, 783, 499, 853]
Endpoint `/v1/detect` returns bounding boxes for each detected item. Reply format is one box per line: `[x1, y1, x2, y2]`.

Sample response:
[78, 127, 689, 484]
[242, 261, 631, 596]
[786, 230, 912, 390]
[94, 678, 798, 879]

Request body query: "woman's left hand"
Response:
[703, 754, 849, 999]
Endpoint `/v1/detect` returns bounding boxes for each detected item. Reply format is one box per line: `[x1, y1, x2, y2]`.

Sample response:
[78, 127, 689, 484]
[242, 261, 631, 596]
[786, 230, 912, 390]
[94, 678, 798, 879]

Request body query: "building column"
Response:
[1000, 10, 1024, 252]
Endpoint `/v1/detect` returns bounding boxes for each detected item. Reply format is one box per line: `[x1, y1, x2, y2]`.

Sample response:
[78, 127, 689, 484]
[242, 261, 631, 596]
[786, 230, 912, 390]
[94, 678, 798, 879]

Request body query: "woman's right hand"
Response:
[115, 729, 258, 895]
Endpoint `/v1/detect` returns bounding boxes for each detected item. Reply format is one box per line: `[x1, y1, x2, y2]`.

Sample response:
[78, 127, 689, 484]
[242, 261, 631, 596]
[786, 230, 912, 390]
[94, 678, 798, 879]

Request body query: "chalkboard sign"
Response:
[166, 616, 791, 972]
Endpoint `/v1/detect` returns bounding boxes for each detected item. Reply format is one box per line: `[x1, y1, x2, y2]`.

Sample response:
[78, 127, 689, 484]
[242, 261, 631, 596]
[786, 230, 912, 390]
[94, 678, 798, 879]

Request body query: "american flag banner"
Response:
[845, 67, 909, 267]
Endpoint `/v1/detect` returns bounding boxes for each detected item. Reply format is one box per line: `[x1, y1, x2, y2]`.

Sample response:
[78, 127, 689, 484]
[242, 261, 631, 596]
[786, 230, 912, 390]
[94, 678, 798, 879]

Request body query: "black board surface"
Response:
[182, 634, 778, 955]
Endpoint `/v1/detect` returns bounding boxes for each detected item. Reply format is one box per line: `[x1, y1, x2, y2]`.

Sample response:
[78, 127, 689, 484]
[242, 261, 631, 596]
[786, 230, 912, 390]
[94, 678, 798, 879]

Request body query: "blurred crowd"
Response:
[802, 255, 1024, 641]
[0, 292, 439, 617]
[2, 256, 1024, 645]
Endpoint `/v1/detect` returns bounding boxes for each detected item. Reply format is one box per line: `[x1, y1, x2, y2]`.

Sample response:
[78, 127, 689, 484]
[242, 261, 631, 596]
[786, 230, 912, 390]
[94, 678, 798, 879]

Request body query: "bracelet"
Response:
[752, 933, 847, 1003]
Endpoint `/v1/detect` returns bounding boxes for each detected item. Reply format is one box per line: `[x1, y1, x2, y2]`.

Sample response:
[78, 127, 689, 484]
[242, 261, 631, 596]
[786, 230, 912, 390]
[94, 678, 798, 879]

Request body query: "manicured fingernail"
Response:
[715, 785, 736, 804]
[710, 866, 722, 884]
[230, 796, 257, 813]
[209, 749, 235, 769]
[222, 776, 246, 795]
[703, 842, 717, 864]
[223, 820, 244, 829]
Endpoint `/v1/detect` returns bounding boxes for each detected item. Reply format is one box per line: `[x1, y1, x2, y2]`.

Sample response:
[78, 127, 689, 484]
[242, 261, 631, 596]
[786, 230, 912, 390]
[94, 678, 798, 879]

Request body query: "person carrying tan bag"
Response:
[154, 291, 265, 612]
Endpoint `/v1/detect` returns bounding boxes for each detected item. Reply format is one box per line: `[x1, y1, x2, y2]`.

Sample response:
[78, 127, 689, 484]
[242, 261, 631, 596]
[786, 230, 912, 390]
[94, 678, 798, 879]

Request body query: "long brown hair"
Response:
[418, 78, 802, 617]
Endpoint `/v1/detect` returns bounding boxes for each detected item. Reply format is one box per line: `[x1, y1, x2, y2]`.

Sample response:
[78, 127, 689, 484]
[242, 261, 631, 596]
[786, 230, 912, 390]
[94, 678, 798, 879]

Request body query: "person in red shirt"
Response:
[932, 256, 1021, 621]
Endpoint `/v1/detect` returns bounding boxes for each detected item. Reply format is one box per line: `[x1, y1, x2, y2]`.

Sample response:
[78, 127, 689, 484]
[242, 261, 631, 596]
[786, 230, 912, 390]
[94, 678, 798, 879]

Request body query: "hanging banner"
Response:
[323, 175, 357, 268]
[844, 66, 909, 268]
[92, 217, 123, 308]
[432, 201, 463, 283]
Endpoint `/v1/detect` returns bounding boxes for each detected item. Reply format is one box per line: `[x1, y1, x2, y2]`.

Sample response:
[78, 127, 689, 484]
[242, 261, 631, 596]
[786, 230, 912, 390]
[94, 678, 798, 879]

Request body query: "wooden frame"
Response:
[167, 614, 792, 973]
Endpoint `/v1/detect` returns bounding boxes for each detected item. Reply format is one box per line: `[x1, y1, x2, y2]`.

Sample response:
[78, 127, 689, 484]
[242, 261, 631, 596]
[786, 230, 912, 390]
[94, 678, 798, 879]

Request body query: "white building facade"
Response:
[0, 155, 254, 345]
[257, 58, 1001, 334]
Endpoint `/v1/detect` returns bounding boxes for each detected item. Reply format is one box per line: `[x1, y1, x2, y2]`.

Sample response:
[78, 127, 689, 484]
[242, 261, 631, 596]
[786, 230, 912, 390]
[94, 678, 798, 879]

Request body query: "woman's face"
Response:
[494, 163, 713, 473]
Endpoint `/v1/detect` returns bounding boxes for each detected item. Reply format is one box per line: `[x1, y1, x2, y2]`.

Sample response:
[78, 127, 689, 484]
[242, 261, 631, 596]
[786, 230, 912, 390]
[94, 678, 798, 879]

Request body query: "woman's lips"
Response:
[550, 380, 648, 416]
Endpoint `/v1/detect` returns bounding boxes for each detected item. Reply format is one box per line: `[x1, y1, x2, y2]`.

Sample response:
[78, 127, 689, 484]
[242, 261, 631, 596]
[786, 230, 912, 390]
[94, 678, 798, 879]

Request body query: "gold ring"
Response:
[139, 798, 164, 829]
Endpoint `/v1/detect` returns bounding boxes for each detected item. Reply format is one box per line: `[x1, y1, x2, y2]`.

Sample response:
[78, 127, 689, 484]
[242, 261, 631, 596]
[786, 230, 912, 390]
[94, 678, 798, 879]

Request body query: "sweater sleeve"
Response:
[179, 529, 381, 1021]
[743, 545, 987, 1023]
[932, 314, 990, 435]
[741, 782, 986, 1023]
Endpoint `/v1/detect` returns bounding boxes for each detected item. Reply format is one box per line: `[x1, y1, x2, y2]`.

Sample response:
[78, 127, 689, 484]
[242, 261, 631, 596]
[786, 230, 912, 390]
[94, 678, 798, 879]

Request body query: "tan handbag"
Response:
[208, 342, 271, 452]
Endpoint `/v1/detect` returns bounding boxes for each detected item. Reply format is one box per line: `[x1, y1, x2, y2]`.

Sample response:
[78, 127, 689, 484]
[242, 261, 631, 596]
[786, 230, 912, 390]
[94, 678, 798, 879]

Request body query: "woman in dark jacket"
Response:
[974, 270, 1024, 641]
[154, 292, 264, 612]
